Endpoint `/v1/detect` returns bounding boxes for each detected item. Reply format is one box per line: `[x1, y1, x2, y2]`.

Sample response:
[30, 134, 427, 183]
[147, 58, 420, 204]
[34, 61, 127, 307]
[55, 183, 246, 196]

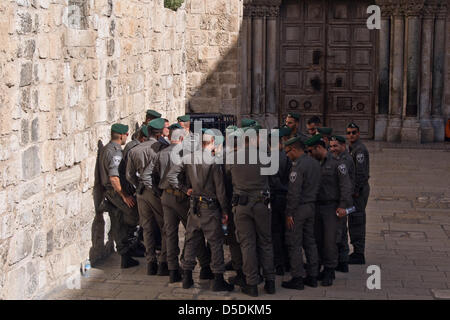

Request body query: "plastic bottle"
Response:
[345, 206, 356, 215]
[84, 258, 91, 277]
[222, 224, 229, 236]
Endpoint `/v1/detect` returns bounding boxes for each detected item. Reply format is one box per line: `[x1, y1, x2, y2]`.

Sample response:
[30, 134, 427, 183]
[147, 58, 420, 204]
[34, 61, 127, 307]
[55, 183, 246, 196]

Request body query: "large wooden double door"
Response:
[280, 0, 376, 138]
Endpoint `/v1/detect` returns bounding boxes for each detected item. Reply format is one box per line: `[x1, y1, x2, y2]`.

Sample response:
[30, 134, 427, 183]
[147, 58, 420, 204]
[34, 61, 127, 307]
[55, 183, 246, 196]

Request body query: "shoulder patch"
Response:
[338, 163, 347, 175]
[289, 171, 297, 183]
[113, 155, 122, 166]
[356, 153, 365, 164]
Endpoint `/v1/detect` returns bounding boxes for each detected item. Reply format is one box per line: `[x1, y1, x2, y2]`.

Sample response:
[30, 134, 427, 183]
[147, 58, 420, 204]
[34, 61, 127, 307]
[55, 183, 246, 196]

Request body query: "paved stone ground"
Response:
[44, 142, 450, 300]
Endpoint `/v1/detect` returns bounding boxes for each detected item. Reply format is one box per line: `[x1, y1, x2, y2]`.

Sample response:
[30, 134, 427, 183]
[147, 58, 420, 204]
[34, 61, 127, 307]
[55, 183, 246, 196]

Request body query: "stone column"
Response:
[386, 9, 405, 142]
[431, 2, 447, 141]
[374, 4, 391, 141]
[239, 14, 251, 116]
[251, 14, 264, 116]
[401, 3, 424, 143]
[265, 10, 279, 128]
[419, 1, 437, 142]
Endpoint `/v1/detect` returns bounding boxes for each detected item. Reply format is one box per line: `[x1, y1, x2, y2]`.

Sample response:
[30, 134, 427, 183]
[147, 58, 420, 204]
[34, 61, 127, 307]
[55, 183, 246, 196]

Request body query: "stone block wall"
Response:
[444, 1, 450, 123]
[184, 0, 243, 115]
[0, 0, 187, 299]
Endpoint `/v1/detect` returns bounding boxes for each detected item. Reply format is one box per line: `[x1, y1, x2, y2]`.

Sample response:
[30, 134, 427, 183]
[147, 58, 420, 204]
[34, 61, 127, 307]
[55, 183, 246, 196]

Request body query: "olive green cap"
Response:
[226, 125, 238, 132]
[241, 118, 256, 128]
[177, 115, 190, 122]
[318, 127, 333, 136]
[331, 135, 346, 143]
[146, 109, 162, 118]
[283, 135, 302, 146]
[148, 118, 165, 130]
[305, 133, 324, 147]
[111, 123, 129, 134]
[169, 123, 183, 130]
[140, 125, 149, 137]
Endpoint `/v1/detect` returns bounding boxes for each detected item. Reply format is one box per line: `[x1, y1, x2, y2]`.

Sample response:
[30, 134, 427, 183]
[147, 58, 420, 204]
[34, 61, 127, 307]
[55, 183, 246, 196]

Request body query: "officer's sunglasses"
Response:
[346, 130, 358, 135]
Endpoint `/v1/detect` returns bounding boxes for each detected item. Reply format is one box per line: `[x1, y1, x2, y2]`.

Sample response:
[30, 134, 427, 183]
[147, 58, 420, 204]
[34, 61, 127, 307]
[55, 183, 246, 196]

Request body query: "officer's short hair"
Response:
[111, 131, 121, 140]
[307, 116, 321, 125]
[291, 139, 306, 151]
[170, 128, 185, 142]
[149, 127, 163, 137]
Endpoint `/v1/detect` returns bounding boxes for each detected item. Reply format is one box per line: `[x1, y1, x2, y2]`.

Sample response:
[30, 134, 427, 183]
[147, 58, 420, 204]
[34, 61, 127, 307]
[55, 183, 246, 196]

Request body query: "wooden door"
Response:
[280, 0, 376, 138]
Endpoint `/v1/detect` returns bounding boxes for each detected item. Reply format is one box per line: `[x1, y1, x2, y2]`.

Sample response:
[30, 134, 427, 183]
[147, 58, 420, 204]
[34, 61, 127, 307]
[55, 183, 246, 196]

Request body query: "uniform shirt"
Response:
[119, 139, 140, 194]
[285, 153, 321, 217]
[225, 147, 269, 194]
[337, 150, 356, 194]
[317, 152, 353, 209]
[349, 139, 370, 192]
[167, 150, 230, 214]
[269, 149, 291, 194]
[99, 141, 123, 189]
[141, 143, 188, 191]
[125, 138, 158, 187]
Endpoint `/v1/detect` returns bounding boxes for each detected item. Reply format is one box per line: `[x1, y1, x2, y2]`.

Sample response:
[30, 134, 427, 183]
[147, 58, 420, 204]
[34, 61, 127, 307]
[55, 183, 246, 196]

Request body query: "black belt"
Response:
[299, 201, 315, 205]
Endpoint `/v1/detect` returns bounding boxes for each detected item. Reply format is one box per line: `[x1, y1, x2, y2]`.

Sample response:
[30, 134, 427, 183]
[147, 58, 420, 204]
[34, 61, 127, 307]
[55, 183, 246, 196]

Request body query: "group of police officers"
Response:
[97, 110, 370, 297]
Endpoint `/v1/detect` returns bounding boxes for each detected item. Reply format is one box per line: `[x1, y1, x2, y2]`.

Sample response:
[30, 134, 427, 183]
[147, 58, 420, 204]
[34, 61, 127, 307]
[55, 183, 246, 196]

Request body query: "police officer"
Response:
[306, 134, 353, 286]
[126, 118, 168, 276]
[281, 136, 321, 290]
[170, 130, 234, 292]
[330, 135, 355, 273]
[285, 113, 309, 140]
[142, 126, 212, 283]
[306, 116, 321, 136]
[317, 127, 333, 148]
[346, 122, 370, 264]
[158, 118, 170, 149]
[225, 127, 276, 297]
[99, 123, 139, 268]
[132, 109, 162, 140]
[269, 126, 292, 275]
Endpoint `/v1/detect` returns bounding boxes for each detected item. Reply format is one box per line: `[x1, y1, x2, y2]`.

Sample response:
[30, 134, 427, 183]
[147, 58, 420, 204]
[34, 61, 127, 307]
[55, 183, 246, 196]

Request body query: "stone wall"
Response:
[0, 0, 187, 300]
[184, 0, 243, 115]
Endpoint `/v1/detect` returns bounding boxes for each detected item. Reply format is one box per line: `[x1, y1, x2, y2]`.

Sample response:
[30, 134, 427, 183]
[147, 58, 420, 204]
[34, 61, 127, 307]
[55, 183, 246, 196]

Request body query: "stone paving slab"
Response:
[43, 145, 450, 300]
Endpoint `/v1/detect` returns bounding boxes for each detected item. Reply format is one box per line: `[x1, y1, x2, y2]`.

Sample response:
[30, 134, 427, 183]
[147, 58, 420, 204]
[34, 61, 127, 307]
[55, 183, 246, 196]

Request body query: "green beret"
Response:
[226, 125, 238, 132]
[283, 136, 303, 147]
[148, 118, 165, 130]
[279, 126, 292, 138]
[241, 118, 256, 128]
[177, 115, 190, 122]
[146, 109, 161, 119]
[229, 128, 244, 137]
[140, 125, 149, 137]
[169, 123, 183, 130]
[111, 123, 129, 135]
[287, 113, 300, 120]
[305, 134, 325, 147]
[331, 135, 346, 143]
[318, 127, 333, 136]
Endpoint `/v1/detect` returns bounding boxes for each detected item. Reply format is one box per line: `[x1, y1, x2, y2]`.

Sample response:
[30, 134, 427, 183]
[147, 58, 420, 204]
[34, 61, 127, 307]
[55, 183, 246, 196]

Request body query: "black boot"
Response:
[321, 268, 335, 287]
[335, 262, 349, 273]
[303, 276, 318, 288]
[157, 262, 169, 276]
[169, 269, 182, 283]
[264, 280, 276, 294]
[241, 284, 258, 297]
[276, 265, 285, 276]
[199, 266, 214, 280]
[282, 277, 304, 290]
[229, 269, 246, 287]
[225, 261, 234, 271]
[318, 268, 335, 280]
[147, 261, 158, 275]
[348, 253, 365, 265]
[121, 253, 139, 269]
[212, 274, 234, 292]
[182, 270, 194, 289]
[129, 244, 145, 258]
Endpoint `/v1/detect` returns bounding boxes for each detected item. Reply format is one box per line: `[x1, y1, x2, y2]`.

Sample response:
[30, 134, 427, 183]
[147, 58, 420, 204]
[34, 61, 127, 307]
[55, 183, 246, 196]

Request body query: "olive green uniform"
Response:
[169, 151, 230, 274]
[99, 141, 139, 255]
[315, 153, 353, 269]
[285, 154, 321, 278]
[348, 140, 370, 255]
[225, 147, 275, 286]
